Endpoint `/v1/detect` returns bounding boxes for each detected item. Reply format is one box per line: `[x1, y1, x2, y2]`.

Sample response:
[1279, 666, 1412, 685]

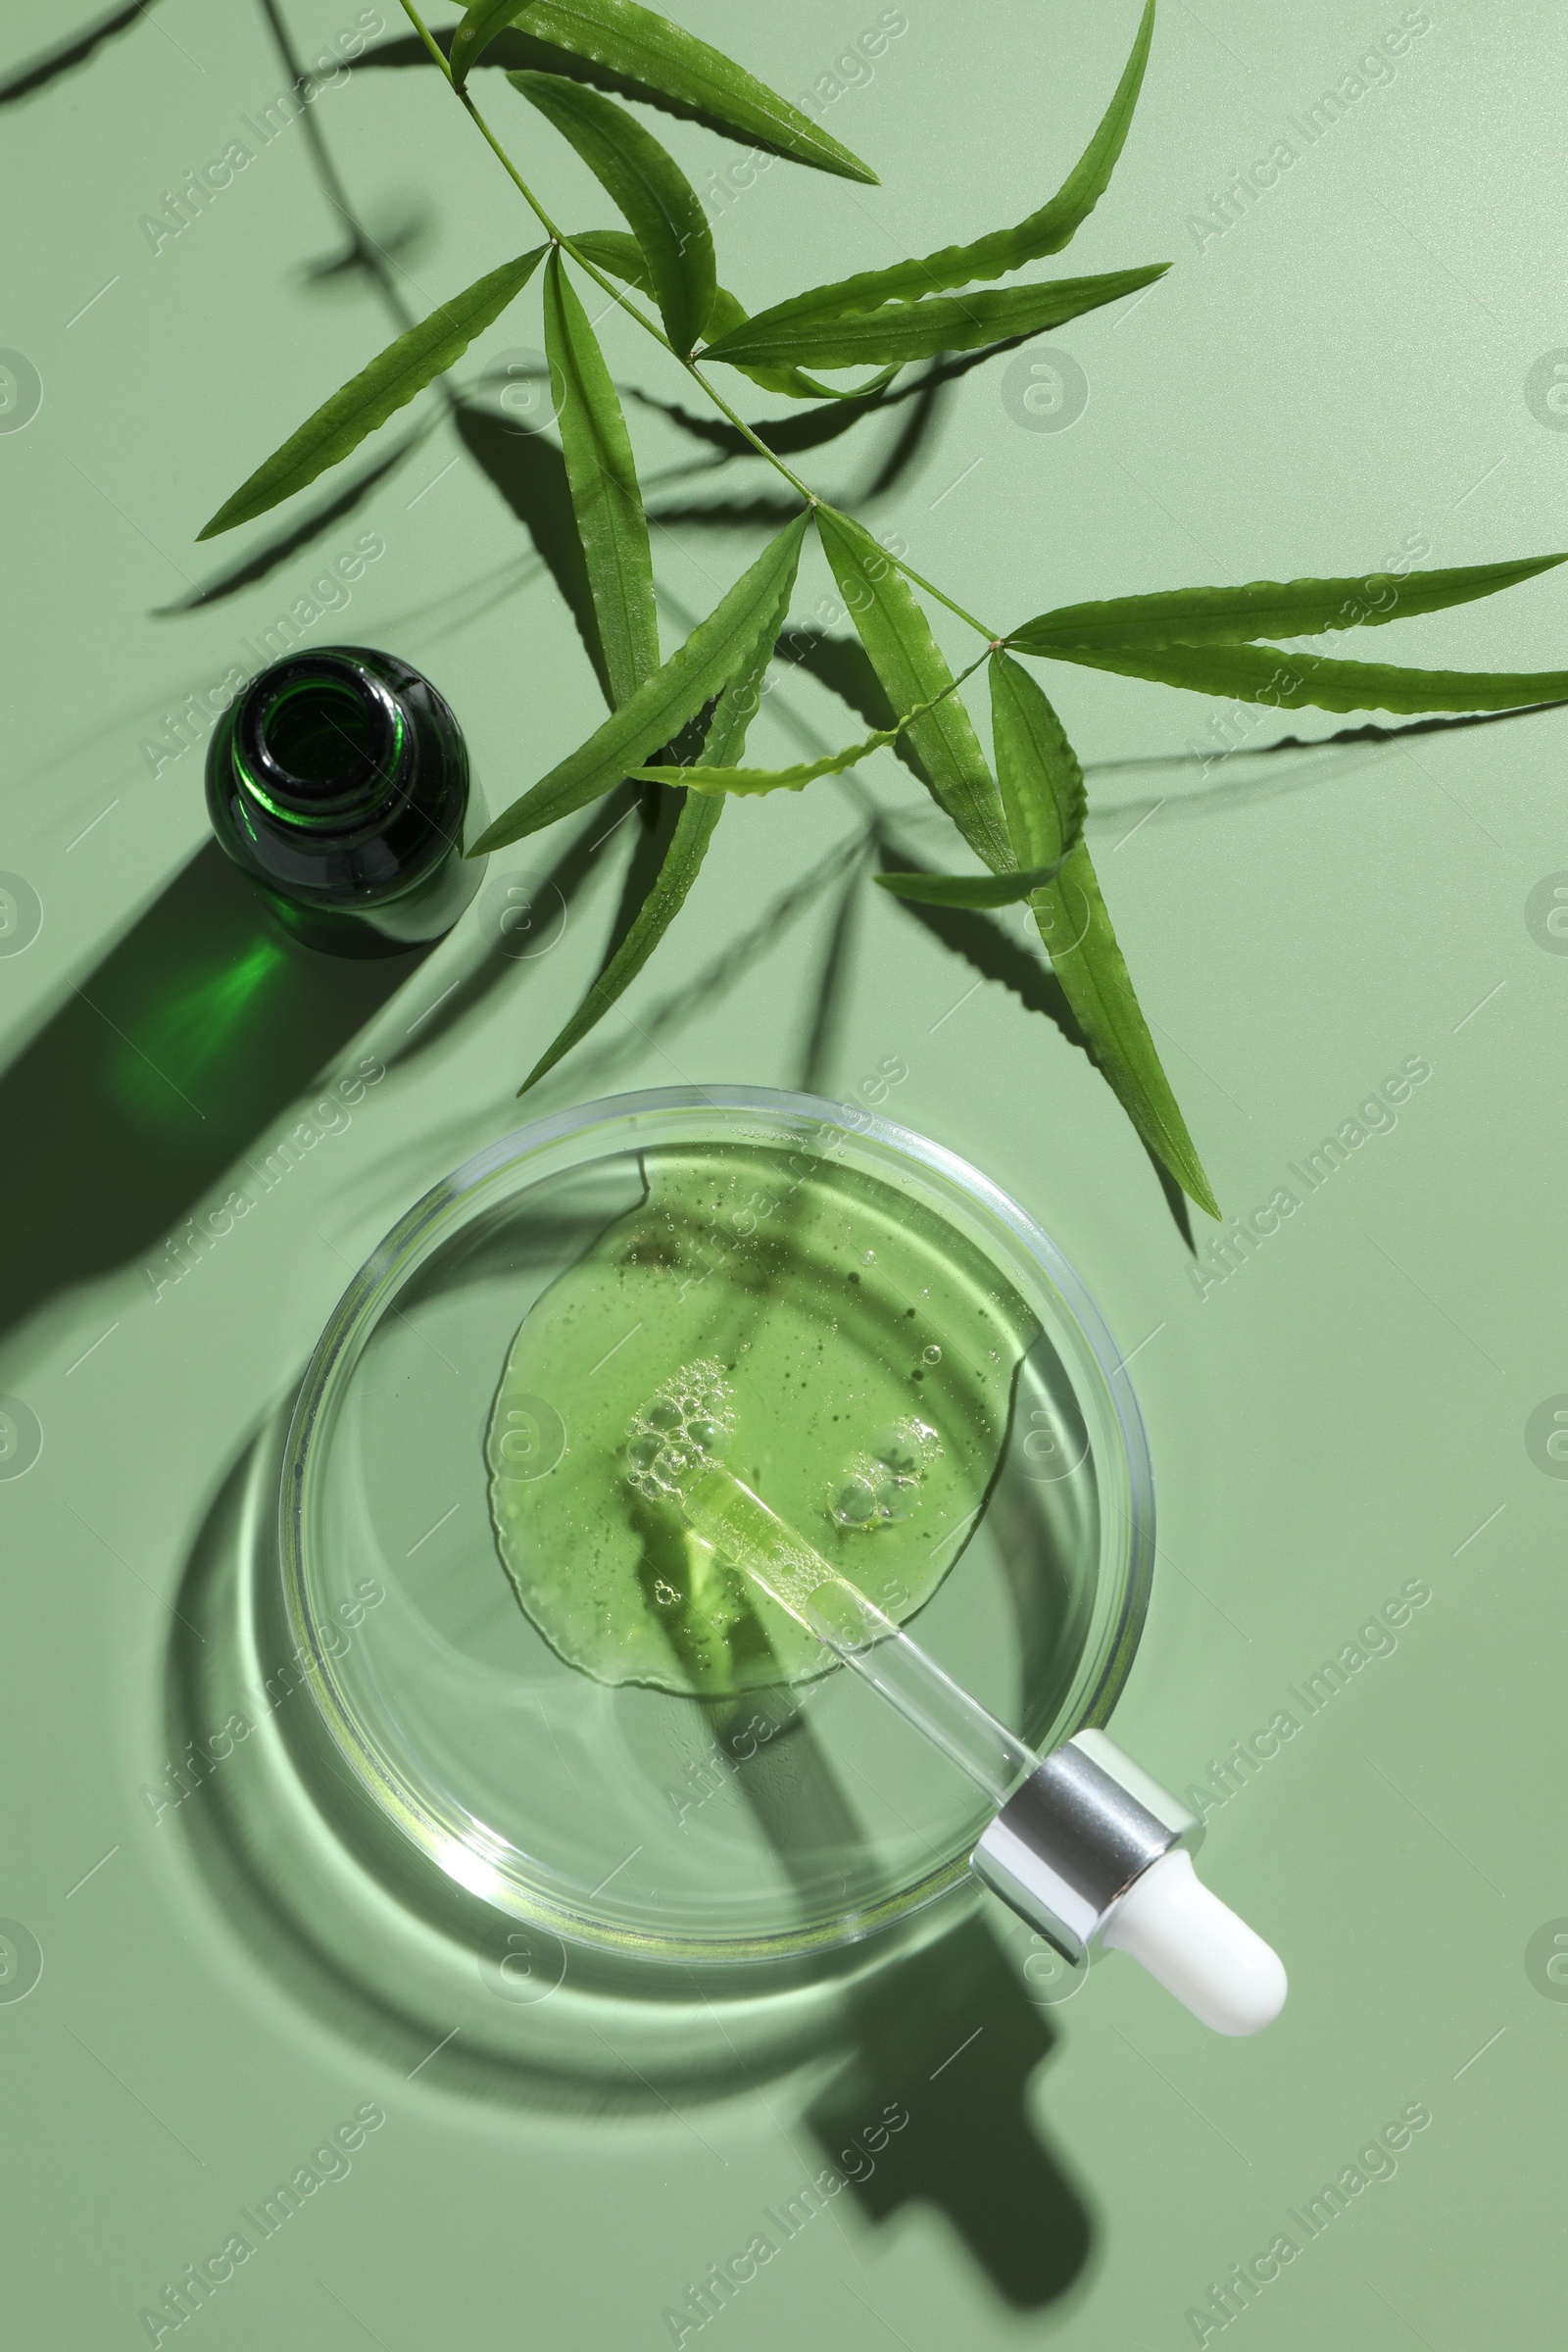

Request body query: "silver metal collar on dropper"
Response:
[972, 1729, 1286, 2036]
[972, 1728, 1198, 1960]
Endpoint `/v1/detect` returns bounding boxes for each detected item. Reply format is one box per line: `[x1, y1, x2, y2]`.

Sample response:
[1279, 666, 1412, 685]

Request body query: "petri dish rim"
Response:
[279, 1084, 1156, 1965]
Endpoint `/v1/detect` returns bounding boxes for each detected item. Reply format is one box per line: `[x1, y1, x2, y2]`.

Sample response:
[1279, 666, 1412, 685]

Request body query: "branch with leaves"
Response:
[199, 0, 1568, 1222]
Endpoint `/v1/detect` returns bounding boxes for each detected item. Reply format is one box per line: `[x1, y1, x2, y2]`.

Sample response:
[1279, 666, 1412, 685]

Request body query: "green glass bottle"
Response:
[206, 645, 484, 956]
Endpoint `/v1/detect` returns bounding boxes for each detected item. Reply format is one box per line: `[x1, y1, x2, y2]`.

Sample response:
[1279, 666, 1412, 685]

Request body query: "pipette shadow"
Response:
[807, 1913, 1095, 2308]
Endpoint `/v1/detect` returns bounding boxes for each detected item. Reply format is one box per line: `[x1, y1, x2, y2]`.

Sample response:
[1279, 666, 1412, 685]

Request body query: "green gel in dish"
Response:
[486, 1141, 1041, 1697]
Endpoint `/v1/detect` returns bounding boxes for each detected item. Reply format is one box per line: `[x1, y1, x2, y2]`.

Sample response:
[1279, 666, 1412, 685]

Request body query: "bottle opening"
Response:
[263, 679, 377, 795]
[235, 653, 402, 825]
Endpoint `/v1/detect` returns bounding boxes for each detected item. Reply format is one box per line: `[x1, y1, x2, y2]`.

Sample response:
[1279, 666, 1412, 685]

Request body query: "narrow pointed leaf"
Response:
[451, 0, 537, 83]
[519, 548, 795, 1089]
[873, 858, 1069, 908]
[515, 74, 714, 352]
[544, 249, 658, 709]
[703, 265, 1168, 372]
[452, 0, 877, 181]
[569, 245, 896, 403]
[695, 0, 1154, 350]
[990, 651, 1219, 1218]
[566, 226, 656, 292]
[198, 248, 547, 537]
[1025, 0, 1156, 255]
[701, 285, 900, 404]
[630, 664, 981, 796]
[1010, 554, 1568, 655]
[629, 734, 896, 795]
[1030, 637, 1568, 715]
[816, 507, 1009, 869]
[471, 511, 809, 853]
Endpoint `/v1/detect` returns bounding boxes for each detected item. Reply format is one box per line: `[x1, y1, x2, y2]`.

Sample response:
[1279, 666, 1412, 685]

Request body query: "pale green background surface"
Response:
[2, 0, 1565, 2344]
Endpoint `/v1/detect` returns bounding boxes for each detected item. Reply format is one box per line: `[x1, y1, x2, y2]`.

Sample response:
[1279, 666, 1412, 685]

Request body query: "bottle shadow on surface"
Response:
[0, 844, 428, 1356]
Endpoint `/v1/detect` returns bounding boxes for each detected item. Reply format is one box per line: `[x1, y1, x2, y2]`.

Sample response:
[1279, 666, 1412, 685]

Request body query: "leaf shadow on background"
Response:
[386, 783, 643, 1075]
[535, 831, 870, 1103]
[634, 365, 952, 517]
[151, 429, 430, 613]
[794, 842, 873, 1096]
[642, 340, 1029, 473]
[0, 0, 159, 107]
[1083, 696, 1568, 824]
[456, 405, 614, 707]
[774, 627, 935, 798]
[858, 368, 948, 501]
[628, 365, 930, 463]
[644, 491, 808, 531]
[298, 196, 436, 287]
[256, 0, 423, 330]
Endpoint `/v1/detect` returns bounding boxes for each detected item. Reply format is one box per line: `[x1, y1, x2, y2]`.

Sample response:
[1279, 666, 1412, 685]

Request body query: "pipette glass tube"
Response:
[680, 1463, 1037, 1808]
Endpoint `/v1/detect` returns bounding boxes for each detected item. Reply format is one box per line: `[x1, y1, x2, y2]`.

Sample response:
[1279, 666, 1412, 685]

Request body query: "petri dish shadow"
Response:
[165, 1402, 910, 2108]
[164, 1406, 1098, 2307]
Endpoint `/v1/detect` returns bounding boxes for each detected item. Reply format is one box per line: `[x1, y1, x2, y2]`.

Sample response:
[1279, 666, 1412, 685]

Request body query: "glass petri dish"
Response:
[278, 1086, 1154, 1970]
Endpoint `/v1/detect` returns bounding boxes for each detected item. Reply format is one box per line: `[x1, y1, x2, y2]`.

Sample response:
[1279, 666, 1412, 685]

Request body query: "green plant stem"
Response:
[394, 0, 1000, 629]
[680, 362, 813, 499]
[884, 554, 1004, 642]
[398, 1, 668, 341]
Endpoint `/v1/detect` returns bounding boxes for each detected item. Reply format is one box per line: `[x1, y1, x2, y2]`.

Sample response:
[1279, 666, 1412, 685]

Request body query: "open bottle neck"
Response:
[232, 653, 408, 831]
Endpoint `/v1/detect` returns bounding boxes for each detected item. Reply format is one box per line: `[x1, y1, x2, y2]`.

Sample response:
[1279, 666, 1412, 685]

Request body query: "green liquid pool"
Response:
[486, 1141, 1041, 1697]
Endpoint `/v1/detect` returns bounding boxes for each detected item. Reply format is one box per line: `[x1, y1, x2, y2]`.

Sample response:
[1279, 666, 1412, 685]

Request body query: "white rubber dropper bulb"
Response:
[1100, 1848, 1288, 2035]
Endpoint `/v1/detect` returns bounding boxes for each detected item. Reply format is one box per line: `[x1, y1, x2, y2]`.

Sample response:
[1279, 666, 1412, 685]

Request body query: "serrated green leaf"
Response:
[198, 247, 547, 538]
[452, 0, 877, 181]
[693, 0, 1153, 355]
[450, 0, 535, 84]
[1029, 637, 1568, 715]
[543, 249, 658, 709]
[1028, 0, 1155, 256]
[700, 285, 900, 403]
[872, 859, 1068, 908]
[515, 74, 715, 352]
[703, 264, 1168, 372]
[628, 738, 892, 795]
[989, 650, 1218, 1218]
[471, 510, 809, 854]
[1009, 554, 1568, 655]
[565, 226, 656, 292]
[628, 661, 980, 795]
[572, 248, 896, 403]
[815, 507, 1009, 869]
